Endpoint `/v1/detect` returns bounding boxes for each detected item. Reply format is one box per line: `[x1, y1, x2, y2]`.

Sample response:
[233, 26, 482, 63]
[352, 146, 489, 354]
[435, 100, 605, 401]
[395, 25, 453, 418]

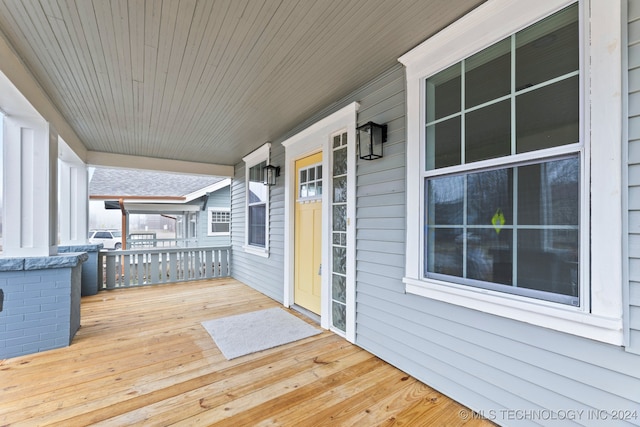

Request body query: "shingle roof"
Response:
[89, 168, 225, 198]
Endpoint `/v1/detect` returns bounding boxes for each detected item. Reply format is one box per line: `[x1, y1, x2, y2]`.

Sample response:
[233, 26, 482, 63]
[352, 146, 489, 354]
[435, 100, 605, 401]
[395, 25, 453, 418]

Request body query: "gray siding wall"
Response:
[198, 186, 231, 247]
[628, 0, 640, 355]
[231, 48, 640, 427]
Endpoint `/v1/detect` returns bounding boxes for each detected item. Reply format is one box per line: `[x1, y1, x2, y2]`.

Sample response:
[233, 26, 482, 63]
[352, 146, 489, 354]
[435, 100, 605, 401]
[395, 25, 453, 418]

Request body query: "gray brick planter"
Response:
[0, 252, 88, 359]
[59, 244, 103, 296]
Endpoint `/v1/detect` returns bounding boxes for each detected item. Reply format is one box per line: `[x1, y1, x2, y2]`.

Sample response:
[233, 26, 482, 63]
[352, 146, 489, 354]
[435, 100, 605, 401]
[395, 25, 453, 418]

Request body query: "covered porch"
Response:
[0, 278, 492, 426]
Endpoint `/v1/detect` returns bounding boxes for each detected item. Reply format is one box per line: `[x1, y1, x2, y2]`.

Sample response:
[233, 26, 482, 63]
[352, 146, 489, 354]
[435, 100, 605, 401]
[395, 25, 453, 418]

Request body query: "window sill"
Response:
[208, 232, 230, 237]
[243, 245, 269, 258]
[403, 276, 623, 346]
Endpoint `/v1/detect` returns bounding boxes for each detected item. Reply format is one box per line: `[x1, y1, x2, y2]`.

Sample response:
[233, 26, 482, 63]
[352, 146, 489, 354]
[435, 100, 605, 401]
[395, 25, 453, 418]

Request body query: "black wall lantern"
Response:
[357, 121, 387, 160]
[263, 164, 280, 186]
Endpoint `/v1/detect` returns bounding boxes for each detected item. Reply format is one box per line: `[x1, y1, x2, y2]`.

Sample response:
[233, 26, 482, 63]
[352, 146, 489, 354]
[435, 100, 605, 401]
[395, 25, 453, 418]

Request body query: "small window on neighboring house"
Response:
[242, 143, 271, 256]
[208, 208, 230, 236]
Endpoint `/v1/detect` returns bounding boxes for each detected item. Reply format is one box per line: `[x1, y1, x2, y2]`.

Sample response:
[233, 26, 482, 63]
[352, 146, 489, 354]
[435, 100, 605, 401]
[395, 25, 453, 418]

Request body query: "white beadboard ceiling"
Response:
[0, 0, 484, 167]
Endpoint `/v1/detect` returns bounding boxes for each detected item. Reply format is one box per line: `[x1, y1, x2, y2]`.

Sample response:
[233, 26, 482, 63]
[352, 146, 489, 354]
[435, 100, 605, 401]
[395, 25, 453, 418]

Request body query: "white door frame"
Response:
[282, 102, 359, 342]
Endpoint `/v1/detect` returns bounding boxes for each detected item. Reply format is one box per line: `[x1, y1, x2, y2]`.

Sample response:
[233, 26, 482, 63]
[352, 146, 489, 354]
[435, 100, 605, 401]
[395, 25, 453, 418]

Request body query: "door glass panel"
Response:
[333, 146, 347, 175]
[331, 132, 348, 333]
[332, 302, 346, 331]
[333, 176, 347, 203]
[299, 164, 322, 200]
[333, 205, 346, 231]
[332, 274, 346, 303]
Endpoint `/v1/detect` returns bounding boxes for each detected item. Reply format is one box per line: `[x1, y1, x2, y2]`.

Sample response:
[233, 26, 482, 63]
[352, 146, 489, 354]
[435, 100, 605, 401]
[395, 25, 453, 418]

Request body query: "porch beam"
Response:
[58, 159, 88, 245]
[86, 151, 234, 177]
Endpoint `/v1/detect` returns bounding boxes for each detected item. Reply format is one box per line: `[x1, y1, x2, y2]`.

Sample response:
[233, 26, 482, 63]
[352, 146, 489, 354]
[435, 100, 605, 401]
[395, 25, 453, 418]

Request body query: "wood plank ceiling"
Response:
[0, 0, 484, 167]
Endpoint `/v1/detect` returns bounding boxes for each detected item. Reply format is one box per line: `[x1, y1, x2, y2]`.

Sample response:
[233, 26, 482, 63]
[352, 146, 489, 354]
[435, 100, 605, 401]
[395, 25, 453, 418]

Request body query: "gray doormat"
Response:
[201, 307, 322, 360]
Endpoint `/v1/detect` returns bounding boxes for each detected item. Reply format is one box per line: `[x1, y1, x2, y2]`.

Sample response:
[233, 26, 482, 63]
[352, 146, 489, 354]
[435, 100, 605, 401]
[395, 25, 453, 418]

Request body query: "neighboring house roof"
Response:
[89, 168, 228, 200]
[89, 168, 231, 214]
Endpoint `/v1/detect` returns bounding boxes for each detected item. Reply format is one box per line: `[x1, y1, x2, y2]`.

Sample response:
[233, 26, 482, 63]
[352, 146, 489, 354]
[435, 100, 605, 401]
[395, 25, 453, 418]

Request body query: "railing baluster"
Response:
[169, 252, 178, 282]
[150, 252, 159, 284]
[106, 255, 116, 289]
[194, 250, 201, 279]
[161, 251, 168, 283]
[205, 250, 213, 278]
[220, 249, 228, 277]
[124, 254, 131, 287]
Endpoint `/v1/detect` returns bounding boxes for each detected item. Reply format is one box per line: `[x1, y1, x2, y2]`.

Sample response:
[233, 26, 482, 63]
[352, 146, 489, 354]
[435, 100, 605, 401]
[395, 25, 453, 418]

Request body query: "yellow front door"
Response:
[294, 152, 323, 314]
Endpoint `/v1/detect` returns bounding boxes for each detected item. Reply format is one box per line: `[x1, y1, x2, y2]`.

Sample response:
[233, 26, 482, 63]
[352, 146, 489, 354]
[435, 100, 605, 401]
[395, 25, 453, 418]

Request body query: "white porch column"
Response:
[58, 159, 88, 245]
[3, 116, 58, 256]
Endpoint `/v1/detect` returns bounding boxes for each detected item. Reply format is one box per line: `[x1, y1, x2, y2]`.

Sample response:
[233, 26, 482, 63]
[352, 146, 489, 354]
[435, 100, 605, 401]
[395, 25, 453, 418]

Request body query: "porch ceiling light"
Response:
[263, 164, 280, 186]
[357, 121, 387, 160]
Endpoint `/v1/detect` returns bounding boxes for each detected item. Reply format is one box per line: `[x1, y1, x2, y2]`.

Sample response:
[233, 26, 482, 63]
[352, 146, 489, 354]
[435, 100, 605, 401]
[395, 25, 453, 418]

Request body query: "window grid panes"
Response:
[422, 4, 581, 306]
[248, 161, 267, 247]
[210, 210, 230, 234]
[298, 164, 322, 199]
[331, 132, 348, 332]
[425, 4, 579, 171]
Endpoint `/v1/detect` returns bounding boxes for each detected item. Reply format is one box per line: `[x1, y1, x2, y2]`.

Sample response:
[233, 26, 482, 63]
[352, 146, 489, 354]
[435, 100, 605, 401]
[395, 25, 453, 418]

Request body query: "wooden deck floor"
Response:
[0, 279, 493, 426]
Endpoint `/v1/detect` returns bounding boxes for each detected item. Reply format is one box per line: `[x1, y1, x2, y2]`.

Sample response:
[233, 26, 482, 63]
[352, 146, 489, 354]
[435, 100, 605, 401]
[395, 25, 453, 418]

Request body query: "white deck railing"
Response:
[99, 246, 231, 289]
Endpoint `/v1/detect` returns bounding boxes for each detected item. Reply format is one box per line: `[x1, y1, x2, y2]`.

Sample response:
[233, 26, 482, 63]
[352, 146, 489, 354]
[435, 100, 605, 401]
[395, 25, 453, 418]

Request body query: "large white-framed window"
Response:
[400, 0, 623, 345]
[243, 143, 271, 257]
[207, 207, 230, 236]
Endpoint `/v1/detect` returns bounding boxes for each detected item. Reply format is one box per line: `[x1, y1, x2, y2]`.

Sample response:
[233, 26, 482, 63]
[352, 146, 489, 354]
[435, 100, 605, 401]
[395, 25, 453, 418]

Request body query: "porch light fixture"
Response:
[357, 121, 387, 160]
[263, 164, 280, 186]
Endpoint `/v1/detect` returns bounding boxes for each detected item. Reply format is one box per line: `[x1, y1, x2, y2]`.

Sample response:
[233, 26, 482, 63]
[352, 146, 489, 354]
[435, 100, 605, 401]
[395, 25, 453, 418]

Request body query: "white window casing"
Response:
[399, 0, 623, 345]
[242, 142, 271, 257]
[281, 102, 359, 341]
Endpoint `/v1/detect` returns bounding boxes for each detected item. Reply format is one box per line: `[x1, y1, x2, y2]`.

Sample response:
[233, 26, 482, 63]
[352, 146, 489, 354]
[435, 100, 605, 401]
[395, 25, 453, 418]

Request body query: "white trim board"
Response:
[282, 102, 359, 342]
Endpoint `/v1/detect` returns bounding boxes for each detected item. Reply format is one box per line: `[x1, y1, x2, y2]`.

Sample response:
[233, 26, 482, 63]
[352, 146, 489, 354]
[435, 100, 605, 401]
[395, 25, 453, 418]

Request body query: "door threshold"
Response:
[291, 304, 321, 324]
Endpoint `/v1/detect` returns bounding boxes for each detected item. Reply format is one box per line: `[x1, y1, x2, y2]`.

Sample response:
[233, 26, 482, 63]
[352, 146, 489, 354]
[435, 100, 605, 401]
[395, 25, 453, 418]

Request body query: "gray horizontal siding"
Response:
[357, 275, 640, 424]
[629, 0, 640, 355]
[230, 144, 285, 303]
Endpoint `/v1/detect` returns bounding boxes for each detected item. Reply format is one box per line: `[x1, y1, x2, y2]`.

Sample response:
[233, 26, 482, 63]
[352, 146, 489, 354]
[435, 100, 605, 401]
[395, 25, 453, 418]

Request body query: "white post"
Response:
[58, 159, 88, 245]
[3, 116, 58, 256]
